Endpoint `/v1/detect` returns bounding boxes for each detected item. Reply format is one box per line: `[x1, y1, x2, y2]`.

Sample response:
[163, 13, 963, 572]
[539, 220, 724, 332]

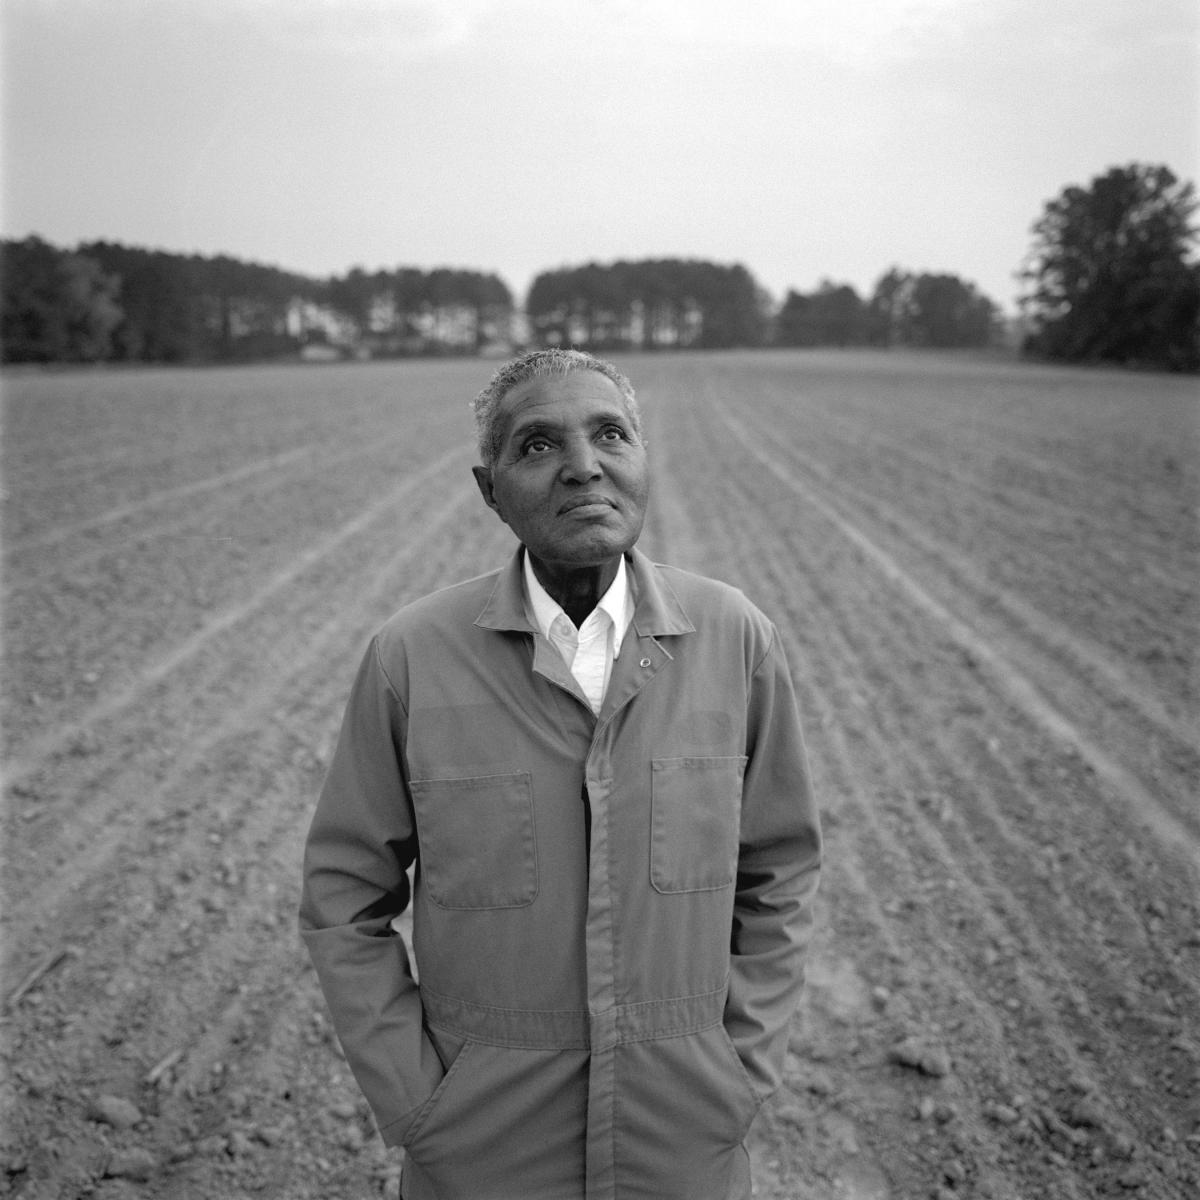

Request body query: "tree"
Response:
[524, 259, 768, 351]
[82, 242, 206, 361]
[1, 236, 122, 362]
[908, 274, 997, 348]
[1020, 163, 1200, 371]
[695, 262, 768, 348]
[866, 268, 916, 346]
[776, 281, 867, 347]
[864, 268, 998, 349]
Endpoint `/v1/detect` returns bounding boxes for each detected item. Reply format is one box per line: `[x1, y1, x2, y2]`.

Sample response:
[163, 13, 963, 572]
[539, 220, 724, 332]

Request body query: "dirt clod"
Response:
[104, 1148, 157, 1181]
[890, 1036, 952, 1078]
[89, 1095, 142, 1131]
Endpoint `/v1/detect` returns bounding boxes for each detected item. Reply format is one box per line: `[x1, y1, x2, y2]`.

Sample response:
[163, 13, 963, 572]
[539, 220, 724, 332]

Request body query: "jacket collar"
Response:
[474, 545, 695, 638]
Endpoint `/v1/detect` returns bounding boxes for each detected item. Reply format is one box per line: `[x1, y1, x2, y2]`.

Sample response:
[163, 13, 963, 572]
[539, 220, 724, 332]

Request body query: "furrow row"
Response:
[712, 400, 1199, 866]
[663, 433, 1107, 1194]
[733, 391, 1198, 777]
[3, 494, 503, 1126]
[5, 445, 317, 555]
[4, 485, 491, 950]
[5, 444, 474, 783]
[649, 384, 1196, 1184]
[732, 374, 1197, 661]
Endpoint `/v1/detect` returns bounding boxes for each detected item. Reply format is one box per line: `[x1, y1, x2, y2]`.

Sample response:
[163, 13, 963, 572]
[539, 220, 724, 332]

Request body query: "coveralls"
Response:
[299, 546, 822, 1199]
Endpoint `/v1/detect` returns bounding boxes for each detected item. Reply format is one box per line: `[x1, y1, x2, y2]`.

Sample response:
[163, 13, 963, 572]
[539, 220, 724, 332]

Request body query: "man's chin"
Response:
[530, 535, 638, 571]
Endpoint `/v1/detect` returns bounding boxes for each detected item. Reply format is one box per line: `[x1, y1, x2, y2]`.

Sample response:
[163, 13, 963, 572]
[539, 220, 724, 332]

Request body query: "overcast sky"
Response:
[3, 0, 1196, 312]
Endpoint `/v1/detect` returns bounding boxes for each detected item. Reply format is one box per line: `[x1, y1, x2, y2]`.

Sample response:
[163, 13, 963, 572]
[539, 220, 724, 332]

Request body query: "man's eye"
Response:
[522, 437, 553, 455]
[599, 426, 626, 442]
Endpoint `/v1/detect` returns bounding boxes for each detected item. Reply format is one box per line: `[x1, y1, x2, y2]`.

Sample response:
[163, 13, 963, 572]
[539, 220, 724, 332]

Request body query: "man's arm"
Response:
[725, 625, 823, 1100]
[298, 636, 443, 1146]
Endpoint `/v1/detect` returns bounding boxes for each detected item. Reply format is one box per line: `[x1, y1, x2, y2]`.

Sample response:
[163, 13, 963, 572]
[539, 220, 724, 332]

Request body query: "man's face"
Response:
[473, 370, 650, 570]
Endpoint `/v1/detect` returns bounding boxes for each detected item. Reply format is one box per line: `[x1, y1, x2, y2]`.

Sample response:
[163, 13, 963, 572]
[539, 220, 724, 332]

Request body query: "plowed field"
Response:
[2, 350, 1198, 1199]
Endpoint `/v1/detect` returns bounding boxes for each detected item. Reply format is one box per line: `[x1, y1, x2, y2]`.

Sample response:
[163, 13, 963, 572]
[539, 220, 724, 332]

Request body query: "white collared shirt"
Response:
[523, 552, 633, 715]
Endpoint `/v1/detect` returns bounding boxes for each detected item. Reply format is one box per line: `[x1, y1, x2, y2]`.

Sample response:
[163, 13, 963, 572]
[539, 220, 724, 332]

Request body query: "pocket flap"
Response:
[410, 772, 538, 909]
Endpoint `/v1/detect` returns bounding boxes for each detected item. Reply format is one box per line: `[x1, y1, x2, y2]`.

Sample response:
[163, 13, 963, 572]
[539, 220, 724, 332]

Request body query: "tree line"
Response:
[524, 261, 1004, 352]
[3, 162, 1196, 370]
[773, 268, 999, 349]
[0, 241, 1001, 363]
[0, 238, 514, 364]
[527, 260, 768, 350]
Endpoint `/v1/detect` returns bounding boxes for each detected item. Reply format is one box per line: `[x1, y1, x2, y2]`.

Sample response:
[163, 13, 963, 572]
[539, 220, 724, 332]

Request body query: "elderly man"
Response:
[299, 348, 821, 1200]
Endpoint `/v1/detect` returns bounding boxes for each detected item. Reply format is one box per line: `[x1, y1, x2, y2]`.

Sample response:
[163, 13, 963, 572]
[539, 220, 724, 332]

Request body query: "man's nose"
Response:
[560, 436, 602, 482]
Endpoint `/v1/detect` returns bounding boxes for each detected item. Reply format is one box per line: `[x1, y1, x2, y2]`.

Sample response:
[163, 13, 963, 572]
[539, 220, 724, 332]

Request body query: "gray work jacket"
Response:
[299, 546, 822, 1200]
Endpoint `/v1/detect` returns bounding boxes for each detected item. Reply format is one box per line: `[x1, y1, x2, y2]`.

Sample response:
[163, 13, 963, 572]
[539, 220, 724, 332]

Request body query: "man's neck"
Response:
[527, 553, 621, 628]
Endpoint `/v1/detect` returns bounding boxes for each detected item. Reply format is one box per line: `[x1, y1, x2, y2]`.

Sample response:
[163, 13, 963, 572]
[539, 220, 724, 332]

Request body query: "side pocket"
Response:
[401, 1040, 477, 1148]
[426, 1024, 467, 1074]
[717, 1024, 761, 1131]
[409, 772, 537, 909]
[614, 1025, 760, 1189]
[650, 756, 747, 893]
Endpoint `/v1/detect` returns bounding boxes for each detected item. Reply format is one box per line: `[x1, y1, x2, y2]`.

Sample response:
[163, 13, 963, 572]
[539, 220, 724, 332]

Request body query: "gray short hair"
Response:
[471, 348, 641, 466]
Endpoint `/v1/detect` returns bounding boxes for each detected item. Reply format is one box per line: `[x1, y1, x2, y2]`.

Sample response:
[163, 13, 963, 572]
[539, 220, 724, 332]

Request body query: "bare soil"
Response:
[2, 350, 1198, 1199]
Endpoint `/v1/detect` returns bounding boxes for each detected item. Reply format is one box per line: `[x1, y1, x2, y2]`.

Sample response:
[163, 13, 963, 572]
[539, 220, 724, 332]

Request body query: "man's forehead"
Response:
[498, 371, 630, 430]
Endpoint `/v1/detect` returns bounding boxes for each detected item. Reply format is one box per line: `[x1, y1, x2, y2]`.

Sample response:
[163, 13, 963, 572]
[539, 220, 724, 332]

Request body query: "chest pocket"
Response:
[650, 756, 747, 893]
[409, 772, 538, 909]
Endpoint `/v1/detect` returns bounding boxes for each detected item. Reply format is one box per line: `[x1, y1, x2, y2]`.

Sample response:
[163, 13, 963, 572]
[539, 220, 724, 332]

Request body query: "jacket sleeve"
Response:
[298, 635, 443, 1146]
[725, 624, 822, 1100]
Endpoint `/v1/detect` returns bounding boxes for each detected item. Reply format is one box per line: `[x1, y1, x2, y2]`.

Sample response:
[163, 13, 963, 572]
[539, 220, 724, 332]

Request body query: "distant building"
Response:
[285, 298, 358, 349]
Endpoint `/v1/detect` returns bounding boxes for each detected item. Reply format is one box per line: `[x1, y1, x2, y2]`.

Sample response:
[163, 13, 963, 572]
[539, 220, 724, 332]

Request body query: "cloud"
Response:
[219, 0, 491, 57]
[204, 0, 980, 66]
[5, 0, 984, 70]
[473, 0, 978, 66]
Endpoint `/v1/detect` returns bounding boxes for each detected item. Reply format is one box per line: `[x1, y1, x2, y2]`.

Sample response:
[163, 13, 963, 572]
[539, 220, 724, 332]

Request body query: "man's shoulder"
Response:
[376, 568, 502, 642]
[647, 560, 768, 622]
[641, 558, 777, 653]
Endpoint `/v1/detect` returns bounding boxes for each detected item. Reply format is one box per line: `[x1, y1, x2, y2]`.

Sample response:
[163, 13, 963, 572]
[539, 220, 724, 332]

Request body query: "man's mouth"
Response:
[559, 494, 615, 515]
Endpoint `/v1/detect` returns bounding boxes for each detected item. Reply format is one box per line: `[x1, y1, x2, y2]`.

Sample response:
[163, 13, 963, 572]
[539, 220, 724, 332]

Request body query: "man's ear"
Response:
[472, 465, 503, 517]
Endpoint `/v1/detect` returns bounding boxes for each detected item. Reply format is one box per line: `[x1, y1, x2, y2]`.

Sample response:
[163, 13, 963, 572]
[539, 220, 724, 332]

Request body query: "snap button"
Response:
[639, 657, 652, 668]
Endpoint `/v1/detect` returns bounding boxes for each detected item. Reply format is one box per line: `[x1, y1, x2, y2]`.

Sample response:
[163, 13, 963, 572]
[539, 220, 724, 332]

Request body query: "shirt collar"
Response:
[475, 546, 695, 638]
[522, 551, 631, 655]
